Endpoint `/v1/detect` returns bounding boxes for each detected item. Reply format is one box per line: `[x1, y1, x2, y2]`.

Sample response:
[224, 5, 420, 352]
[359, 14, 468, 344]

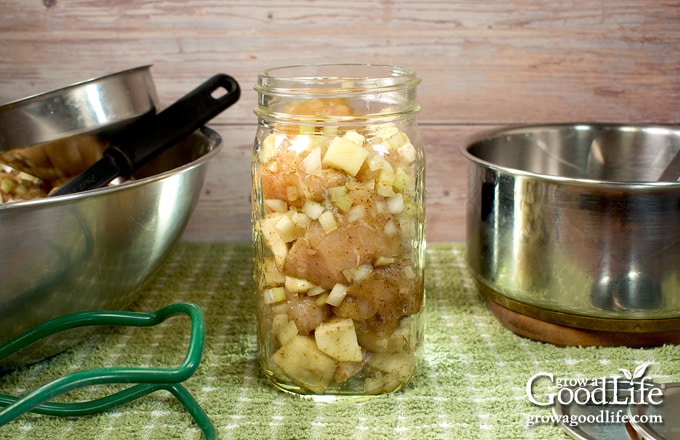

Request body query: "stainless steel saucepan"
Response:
[463, 123, 680, 347]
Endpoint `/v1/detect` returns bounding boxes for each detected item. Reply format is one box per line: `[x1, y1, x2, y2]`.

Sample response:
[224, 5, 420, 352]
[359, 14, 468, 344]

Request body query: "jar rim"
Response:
[255, 63, 420, 95]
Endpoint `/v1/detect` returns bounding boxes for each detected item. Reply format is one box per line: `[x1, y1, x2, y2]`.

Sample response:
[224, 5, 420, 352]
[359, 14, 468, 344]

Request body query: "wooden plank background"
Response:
[1, 0, 678, 242]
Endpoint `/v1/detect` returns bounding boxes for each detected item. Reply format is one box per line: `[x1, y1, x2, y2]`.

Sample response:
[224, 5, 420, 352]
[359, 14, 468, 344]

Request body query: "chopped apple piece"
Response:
[398, 142, 417, 163]
[271, 313, 289, 331]
[333, 361, 365, 383]
[271, 335, 337, 394]
[276, 319, 299, 345]
[301, 147, 322, 175]
[264, 198, 288, 213]
[318, 210, 338, 233]
[275, 214, 298, 243]
[393, 168, 410, 192]
[326, 283, 348, 307]
[328, 185, 353, 212]
[259, 216, 288, 270]
[323, 136, 369, 177]
[262, 257, 286, 287]
[285, 276, 316, 294]
[314, 318, 363, 362]
[367, 154, 394, 173]
[370, 352, 416, 380]
[286, 185, 299, 201]
[291, 211, 312, 229]
[314, 292, 330, 306]
[263, 286, 286, 304]
[303, 200, 325, 220]
[374, 256, 396, 266]
[307, 285, 326, 297]
[343, 130, 365, 146]
[260, 133, 279, 164]
[384, 127, 409, 150]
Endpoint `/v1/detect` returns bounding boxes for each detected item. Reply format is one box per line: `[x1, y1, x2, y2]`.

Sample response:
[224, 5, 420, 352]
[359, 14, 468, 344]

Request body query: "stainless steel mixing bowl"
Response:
[463, 124, 680, 346]
[0, 127, 221, 369]
[0, 65, 158, 151]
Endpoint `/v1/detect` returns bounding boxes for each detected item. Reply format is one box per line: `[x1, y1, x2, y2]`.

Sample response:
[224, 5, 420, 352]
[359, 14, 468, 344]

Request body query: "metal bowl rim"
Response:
[0, 65, 154, 108]
[0, 126, 222, 210]
[461, 122, 680, 189]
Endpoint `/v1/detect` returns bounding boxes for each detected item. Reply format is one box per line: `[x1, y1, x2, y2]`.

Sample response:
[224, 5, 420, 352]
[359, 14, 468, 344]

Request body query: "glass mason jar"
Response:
[252, 64, 425, 398]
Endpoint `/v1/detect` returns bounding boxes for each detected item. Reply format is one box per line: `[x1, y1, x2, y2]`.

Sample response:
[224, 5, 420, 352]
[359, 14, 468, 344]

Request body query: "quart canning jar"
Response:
[252, 64, 425, 398]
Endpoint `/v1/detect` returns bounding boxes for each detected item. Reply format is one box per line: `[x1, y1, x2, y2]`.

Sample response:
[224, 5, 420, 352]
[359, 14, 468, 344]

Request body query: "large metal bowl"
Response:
[0, 127, 221, 370]
[0, 65, 158, 152]
[463, 124, 680, 347]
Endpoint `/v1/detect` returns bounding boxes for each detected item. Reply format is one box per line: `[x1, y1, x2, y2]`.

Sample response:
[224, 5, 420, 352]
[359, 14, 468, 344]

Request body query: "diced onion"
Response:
[347, 204, 365, 222]
[383, 219, 398, 236]
[387, 194, 405, 214]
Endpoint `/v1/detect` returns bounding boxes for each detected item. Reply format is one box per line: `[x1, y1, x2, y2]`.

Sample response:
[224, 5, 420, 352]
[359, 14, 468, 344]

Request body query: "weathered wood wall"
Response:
[1, 0, 678, 242]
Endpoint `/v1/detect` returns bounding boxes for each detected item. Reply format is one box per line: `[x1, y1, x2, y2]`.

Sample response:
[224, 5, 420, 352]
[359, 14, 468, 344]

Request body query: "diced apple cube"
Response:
[314, 318, 363, 362]
[374, 256, 396, 266]
[259, 216, 288, 270]
[262, 257, 286, 287]
[343, 130, 365, 146]
[307, 285, 326, 297]
[369, 351, 416, 380]
[393, 168, 410, 192]
[376, 124, 399, 142]
[263, 286, 286, 304]
[276, 319, 299, 346]
[384, 128, 409, 150]
[398, 142, 417, 163]
[326, 283, 348, 307]
[377, 168, 396, 197]
[314, 292, 330, 306]
[271, 313, 289, 329]
[291, 211, 311, 229]
[367, 154, 394, 173]
[286, 185, 299, 201]
[328, 185, 353, 212]
[264, 198, 288, 213]
[271, 335, 337, 394]
[318, 210, 338, 233]
[285, 276, 316, 294]
[303, 200, 325, 220]
[333, 361, 365, 383]
[275, 214, 298, 243]
[260, 133, 279, 164]
[323, 136, 369, 177]
[301, 147, 322, 175]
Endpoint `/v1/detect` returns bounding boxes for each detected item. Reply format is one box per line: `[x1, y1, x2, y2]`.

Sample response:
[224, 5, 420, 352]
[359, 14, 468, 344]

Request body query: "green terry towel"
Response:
[1, 243, 679, 439]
